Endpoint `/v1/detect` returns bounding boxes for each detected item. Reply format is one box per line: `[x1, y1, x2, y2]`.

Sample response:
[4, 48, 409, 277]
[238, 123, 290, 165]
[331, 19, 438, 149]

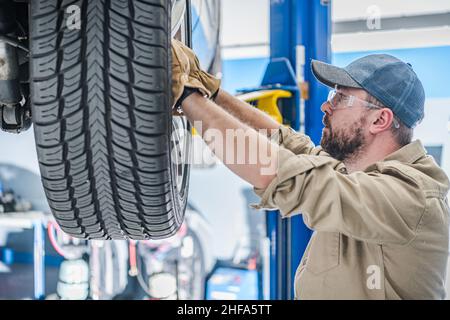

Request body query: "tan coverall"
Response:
[252, 126, 450, 299]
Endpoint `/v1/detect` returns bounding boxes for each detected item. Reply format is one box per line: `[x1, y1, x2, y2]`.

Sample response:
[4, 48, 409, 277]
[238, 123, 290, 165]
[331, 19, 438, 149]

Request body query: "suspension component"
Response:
[0, 0, 31, 133]
[0, 40, 21, 103]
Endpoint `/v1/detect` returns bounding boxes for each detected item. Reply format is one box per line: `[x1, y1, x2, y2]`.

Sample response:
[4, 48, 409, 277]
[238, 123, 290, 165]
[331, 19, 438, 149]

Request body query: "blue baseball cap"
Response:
[311, 54, 425, 128]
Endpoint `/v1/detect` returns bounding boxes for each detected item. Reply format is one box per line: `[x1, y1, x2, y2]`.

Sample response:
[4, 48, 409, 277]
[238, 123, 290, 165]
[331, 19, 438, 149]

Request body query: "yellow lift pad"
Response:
[237, 89, 292, 125]
[190, 89, 292, 135]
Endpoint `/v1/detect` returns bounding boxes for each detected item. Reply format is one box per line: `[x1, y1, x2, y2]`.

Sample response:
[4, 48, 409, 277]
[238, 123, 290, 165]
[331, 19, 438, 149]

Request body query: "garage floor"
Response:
[0, 263, 59, 299]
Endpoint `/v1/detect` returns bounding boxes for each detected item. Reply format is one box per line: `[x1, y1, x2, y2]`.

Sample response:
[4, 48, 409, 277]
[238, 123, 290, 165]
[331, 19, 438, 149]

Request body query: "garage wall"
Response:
[220, 0, 450, 92]
[220, 0, 269, 59]
[0, 129, 40, 175]
[332, 0, 450, 21]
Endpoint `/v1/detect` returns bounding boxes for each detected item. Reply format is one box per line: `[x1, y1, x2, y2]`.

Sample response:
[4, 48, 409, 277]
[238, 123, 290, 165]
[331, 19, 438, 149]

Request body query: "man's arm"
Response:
[214, 89, 280, 134]
[181, 92, 279, 189]
[214, 90, 320, 156]
[171, 39, 315, 155]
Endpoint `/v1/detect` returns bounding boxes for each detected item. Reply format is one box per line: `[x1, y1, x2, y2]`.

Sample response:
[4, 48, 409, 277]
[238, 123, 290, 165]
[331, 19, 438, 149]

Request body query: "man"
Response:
[171, 40, 450, 299]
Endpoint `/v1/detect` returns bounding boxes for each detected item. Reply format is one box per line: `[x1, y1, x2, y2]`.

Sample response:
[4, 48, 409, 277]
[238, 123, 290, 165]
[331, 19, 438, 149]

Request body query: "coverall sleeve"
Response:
[270, 125, 329, 156]
[252, 147, 426, 245]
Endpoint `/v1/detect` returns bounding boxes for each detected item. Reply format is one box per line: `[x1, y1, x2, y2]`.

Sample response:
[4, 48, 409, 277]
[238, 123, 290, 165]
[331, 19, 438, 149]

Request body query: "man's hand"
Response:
[171, 39, 219, 110]
[172, 39, 221, 100]
[171, 39, 191, 106]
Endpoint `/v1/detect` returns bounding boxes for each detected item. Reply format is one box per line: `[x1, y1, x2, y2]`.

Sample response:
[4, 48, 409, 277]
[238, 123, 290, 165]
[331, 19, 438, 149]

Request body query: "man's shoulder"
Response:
[376, 155, 449, 197]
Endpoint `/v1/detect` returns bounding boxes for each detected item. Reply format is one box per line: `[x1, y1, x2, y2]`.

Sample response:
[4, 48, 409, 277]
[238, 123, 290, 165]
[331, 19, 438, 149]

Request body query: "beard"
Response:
[320, 114, 367, 162]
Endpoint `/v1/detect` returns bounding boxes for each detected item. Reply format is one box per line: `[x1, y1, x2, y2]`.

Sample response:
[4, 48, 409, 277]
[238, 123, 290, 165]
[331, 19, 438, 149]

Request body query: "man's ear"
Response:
[369, 108, 394, 134]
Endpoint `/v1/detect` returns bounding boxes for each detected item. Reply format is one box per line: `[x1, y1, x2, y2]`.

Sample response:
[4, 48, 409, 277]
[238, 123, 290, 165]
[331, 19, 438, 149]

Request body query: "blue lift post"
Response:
[264, 0, 331, 299]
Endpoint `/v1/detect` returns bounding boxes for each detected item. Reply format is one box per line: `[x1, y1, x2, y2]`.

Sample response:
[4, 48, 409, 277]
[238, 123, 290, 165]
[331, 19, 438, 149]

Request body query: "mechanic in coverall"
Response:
[170, 40, 450, 299]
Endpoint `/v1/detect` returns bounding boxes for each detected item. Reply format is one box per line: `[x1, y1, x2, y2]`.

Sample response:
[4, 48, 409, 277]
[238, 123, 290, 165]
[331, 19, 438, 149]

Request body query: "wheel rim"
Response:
[171, 0, 187, 38]
[170, 1, 191, 198]
[171, 116, 190, 196]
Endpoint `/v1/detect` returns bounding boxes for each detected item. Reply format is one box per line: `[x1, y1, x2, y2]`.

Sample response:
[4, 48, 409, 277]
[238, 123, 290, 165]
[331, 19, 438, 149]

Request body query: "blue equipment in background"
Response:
[263, 0, 331, 299]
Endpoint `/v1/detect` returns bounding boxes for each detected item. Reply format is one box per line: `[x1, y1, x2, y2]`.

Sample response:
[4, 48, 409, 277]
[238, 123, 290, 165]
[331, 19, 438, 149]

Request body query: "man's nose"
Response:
[321, 101, 333, 116]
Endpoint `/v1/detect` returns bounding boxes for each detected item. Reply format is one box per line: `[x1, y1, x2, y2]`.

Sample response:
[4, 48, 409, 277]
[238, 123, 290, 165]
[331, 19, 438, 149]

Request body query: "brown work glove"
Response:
[172, 39, 221, 101]
[171, 39, 206, 109]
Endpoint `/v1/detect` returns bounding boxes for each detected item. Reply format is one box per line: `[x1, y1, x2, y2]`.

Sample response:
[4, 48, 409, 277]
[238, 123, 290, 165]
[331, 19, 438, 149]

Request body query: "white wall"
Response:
[414, 97, 450, 185]
[220, 0, 269, 59]
[332, 27, 450, 53]
[221, 0, 450, 56]
[333, 0, 450, 21]
[221, 0, 269, 47]
[0, 128, 40, 175]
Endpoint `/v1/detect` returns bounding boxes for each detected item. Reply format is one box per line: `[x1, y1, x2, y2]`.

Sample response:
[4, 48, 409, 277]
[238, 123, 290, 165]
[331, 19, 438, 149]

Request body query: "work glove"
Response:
[171, 39, 210, 110]
[171, 40, 200, 108]
[172, 39, 221, 103]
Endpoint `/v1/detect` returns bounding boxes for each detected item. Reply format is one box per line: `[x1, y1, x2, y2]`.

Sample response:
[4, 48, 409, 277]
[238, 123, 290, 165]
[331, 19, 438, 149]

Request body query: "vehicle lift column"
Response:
[264, 0, 331, 299]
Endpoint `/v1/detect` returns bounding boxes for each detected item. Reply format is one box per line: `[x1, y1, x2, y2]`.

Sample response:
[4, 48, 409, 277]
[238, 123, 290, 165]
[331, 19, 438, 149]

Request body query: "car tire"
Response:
[30, 0, 192, 240]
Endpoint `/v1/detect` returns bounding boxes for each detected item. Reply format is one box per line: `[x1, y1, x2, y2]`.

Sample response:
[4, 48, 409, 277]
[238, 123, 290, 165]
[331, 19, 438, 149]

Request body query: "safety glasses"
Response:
[327, 86, 400, 129]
